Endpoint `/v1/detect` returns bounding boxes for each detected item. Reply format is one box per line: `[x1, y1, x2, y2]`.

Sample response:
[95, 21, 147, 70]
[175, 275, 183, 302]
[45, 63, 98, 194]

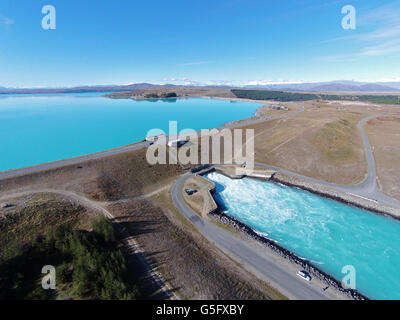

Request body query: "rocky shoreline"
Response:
[200, 169, 371, 300]
[208, 203, 368, 300]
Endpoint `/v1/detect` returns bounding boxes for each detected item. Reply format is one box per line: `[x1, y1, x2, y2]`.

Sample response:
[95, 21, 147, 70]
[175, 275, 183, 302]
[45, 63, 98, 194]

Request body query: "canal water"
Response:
[205, 171, 400, 300]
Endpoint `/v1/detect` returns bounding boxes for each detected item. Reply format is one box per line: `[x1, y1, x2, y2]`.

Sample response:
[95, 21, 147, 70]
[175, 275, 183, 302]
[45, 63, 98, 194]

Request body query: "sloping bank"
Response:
[198, 167, 400, 300]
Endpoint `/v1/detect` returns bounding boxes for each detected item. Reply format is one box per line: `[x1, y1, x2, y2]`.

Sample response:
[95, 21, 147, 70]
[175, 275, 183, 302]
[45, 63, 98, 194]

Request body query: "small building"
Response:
[146, 134, 166, 142]
[269, 104, 288, 111]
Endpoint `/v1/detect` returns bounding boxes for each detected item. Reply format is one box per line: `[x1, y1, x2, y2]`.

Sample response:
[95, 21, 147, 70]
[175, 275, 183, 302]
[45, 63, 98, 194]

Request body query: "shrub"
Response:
[0, 218, 140, 300]
[144, 93, 159, 99]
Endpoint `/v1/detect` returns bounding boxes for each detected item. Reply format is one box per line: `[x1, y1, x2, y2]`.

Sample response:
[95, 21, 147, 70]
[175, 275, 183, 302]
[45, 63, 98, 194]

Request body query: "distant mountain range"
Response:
[1, 80, 400, 94]
[0, 83, 179, 94]
[244, 80, 400, 92]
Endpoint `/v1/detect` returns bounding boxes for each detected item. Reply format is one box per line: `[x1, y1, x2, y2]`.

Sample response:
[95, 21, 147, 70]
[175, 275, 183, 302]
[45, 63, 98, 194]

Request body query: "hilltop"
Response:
[2, 81, 400, 95]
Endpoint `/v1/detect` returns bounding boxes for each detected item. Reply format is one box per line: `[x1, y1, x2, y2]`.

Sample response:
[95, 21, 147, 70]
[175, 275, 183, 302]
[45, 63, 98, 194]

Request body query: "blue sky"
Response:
[0, 0, 399, 87]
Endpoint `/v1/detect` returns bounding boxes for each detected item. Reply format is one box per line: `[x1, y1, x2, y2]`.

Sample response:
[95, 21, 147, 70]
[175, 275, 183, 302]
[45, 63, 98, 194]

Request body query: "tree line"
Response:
[0, 217, 140, 300]
[232, 89, 400, 104]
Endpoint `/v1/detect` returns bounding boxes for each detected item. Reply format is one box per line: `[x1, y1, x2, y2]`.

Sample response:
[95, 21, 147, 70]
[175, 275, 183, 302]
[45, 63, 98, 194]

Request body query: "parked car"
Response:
[297, 270, 311, 281]
[168, 139, 187, 148]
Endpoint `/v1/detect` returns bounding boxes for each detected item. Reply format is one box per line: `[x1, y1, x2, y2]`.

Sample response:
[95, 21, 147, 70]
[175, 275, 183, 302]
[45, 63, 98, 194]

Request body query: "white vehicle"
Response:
[297, 270, 311, 282]
[168, 139, 187, 148]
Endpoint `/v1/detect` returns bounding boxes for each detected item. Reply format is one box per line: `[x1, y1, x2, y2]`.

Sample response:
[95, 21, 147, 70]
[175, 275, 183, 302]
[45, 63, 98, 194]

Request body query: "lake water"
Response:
[0, 93, 260, 172]
[205, 171, 400, 300]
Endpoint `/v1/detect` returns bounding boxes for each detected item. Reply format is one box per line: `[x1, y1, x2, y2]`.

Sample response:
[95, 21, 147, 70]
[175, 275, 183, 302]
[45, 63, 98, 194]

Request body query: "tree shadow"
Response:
[115, 220, 161, 236]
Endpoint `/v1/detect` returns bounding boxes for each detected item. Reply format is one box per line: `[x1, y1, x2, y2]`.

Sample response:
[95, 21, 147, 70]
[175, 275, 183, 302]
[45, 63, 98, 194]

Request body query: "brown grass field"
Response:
[0, 193, 95, 250]
[242, 101, 385, 184]
[0, 148, 183, 201]
[0, 147, 284, 300]
[366, 116, 400, 201]
[107, 193, 284, 299]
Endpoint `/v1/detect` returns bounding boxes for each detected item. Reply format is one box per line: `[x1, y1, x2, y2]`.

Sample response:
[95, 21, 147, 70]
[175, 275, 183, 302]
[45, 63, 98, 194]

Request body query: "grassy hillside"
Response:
[242, 101, 368, 184]
[0, 147, 283, 300]
[0, 216, 139, 300]
[312, 118, 358, 162]
[366, 117, 400, 201]
[110, 195, 286, 300]
[0, 194, 140, 300]
[0, 194, 92, 250]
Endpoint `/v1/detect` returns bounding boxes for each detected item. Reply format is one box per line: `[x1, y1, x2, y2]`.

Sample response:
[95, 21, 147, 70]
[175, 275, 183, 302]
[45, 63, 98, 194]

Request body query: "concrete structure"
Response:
[145, 134, 166, 142]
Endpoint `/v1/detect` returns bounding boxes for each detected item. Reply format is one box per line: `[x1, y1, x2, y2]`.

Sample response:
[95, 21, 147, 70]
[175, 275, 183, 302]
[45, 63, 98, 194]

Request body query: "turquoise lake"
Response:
[0, 93, 260, 172]
[206, 171, 400, 300]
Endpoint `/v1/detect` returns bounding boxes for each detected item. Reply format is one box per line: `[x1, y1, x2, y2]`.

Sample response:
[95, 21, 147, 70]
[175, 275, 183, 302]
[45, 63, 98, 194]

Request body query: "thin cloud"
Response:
[323, 26, 400, 43]
[357, 1, 400, 26]
[166, 77, 237, 86]
[360, 39, 400, 56]
[245, 80, 309, 86]
[321, 1, 400, 58]
[374, 77, 400, 82]
[314, 53, 359, 62]
[0, 15, 14, 25]
[167, 77, 202, 85]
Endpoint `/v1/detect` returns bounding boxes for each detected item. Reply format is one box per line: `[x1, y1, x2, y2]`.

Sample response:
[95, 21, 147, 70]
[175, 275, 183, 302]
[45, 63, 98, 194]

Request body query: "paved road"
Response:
[0, 141, 152, 181]
[2, 103, 398, 210]
[169, 106, 400, 300]
[0, 188, 176, 300]
[171, 174, 332, 300]
[254, 114, 400, 209]
[2, 101, 399, 299]
[228, 103, 400, 208]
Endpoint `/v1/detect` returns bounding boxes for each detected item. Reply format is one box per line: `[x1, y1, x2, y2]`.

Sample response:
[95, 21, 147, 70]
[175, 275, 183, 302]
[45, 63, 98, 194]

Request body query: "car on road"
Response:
[297, 270, 312, 281]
